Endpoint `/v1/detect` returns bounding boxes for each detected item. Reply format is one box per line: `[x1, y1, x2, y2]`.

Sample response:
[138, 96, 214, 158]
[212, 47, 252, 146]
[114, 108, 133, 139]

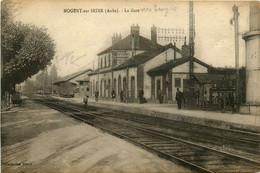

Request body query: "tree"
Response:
[49, 64, 58, 94]
[22, 79, 35, 94]
[1, 0, 56, 95]
[49, 65, 58, 84]
[34, 69, 50, 94]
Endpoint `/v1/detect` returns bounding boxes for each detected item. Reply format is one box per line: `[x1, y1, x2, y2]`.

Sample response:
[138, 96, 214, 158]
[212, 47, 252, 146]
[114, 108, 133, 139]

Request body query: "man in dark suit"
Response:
[175, 88, 183, 109]
[111, 88, 116, 102]
[139, 88, 144, 104]
[94, 90, 99, 102]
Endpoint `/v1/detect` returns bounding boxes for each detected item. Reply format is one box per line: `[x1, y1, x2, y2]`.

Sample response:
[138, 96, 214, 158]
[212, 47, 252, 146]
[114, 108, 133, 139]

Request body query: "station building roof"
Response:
[89, 43, 181, 75]
[113, 43, 181, 71]
[147, 57, 216, 76]
[191, 73, 236, 85]
[54, 68, 92, 85]
[97, 35, 163, 56]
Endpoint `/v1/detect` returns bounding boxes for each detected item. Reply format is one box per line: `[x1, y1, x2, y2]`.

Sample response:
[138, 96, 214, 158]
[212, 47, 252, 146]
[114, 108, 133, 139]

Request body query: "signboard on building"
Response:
[112, 50, 129, 65]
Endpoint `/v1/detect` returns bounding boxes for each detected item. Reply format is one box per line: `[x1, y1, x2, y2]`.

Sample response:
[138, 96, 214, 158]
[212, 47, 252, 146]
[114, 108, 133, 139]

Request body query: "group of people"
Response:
[83, 86, 185, 110]
[139, 88, 184, 109]
[157, 88, 184, 109]
[111, 89, 127, 102]
[86, 88, 126, 105]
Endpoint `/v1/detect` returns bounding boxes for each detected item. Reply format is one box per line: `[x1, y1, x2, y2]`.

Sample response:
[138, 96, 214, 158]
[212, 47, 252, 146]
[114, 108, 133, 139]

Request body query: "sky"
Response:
[14, 0, 250, 77]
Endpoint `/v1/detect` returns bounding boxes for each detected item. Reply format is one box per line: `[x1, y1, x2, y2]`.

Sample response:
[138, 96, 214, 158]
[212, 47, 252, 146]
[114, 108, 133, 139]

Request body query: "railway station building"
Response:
[88, 24, 243, 110]
[88, 24, 185, 101]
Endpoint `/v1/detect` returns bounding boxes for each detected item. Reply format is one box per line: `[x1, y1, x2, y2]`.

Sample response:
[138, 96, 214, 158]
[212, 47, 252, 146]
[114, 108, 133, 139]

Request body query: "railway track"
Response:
[92, 109, 260, 156]
[38, 97, 260, 157]
[35, 97, 260, 172]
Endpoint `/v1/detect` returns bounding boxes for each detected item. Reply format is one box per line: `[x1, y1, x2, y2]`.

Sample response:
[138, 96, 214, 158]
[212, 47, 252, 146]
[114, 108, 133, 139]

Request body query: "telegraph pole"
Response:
[232, 5, 240, 113]
[189, 1, 195, 74]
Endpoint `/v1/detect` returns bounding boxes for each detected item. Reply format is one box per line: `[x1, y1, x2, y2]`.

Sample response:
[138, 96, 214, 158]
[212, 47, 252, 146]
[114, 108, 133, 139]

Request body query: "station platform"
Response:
[52, 96, 260, 132]
[2, 98, 188, 173]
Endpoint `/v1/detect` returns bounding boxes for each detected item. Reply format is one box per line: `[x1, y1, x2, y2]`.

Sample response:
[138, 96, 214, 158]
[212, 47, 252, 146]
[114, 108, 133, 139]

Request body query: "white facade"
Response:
[90, 66, 138, 100]
[171, 62, 207, 100]
[143, 48, 182, 98]
[151, 60, 209, 102]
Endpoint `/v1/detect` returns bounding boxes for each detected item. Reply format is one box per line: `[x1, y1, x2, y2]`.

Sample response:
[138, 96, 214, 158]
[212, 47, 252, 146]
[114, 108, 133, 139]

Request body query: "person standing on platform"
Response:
[111, 88, 116, 102]
[139, 88, 144, 104]
[94, 90, 99, 102]
[120, 90, 124, 102]
[158, 90, 163, 104]
[175, 88, 183, 109]
[83, 87, 90, 107]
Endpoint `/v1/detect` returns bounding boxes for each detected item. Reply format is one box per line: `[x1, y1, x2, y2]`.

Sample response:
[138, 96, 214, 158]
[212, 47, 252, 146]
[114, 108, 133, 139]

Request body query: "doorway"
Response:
[123, 77, 127, 96]
[118, 75, 121, 95]
[157, 79, 161, 99]
[131, 76, 135, 100]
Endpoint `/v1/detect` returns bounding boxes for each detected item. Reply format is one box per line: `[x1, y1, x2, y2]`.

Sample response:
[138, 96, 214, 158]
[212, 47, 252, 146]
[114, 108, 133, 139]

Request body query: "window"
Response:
[100, 57, 103, 68]
[108, 57, 111, 66]
[114, 57, 117, 65]
[105, 57, 107, 67]
[175, 78, 181, 88]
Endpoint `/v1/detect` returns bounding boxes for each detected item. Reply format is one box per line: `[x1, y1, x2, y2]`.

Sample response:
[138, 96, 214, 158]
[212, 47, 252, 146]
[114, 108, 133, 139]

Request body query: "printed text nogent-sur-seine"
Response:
[63, 6, 176, 14]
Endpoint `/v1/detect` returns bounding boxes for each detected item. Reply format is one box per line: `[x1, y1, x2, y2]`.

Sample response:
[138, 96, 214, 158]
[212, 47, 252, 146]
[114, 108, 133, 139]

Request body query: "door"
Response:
[100, 80, 103, 96]
[157, 79, 161, 99]
[113, 78, 117, 95]
[123, 77, 127, 96]
[104, 80, 107, 97]
[108, 79, 111, 98]
[118, 75, 121, 95]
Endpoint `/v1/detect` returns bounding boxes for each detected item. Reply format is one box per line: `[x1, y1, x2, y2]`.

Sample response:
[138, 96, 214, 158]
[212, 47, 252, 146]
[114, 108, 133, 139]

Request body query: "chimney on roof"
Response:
[181, 37, 190, 58]
[151, 25, 157, 44]
[131, 24, 140, 49]
[112, 32, 122, 45]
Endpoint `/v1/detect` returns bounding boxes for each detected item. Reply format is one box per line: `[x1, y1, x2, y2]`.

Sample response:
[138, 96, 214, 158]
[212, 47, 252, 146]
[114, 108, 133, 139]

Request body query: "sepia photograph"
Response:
[1, 0, 260, 172]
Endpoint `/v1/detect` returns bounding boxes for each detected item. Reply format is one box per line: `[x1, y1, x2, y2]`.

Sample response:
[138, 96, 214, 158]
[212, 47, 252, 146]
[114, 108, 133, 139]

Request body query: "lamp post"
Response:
[232, 5, 240, 113]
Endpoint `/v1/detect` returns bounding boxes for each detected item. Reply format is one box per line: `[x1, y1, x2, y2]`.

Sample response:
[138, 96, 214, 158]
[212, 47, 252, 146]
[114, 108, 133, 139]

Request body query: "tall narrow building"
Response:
[241, 2, 260, 115]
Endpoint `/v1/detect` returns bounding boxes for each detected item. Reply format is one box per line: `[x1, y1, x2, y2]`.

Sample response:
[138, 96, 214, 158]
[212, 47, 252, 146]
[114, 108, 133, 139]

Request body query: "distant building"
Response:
[54, 69, 92, 98]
